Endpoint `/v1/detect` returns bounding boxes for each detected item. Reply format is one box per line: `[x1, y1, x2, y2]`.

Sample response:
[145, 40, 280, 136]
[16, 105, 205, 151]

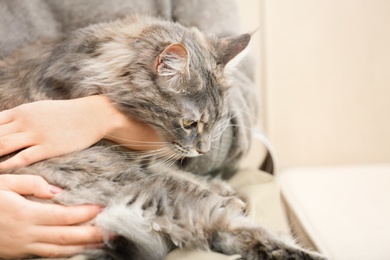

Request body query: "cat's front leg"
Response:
[208, 177, 237, 197]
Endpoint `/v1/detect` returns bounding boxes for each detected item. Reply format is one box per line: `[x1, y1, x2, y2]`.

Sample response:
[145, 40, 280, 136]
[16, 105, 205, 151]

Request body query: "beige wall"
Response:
[262, 0, 390, 168]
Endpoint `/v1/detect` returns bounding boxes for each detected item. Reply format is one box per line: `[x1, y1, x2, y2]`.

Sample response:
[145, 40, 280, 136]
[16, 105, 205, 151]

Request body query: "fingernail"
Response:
[49, 185, 63, 194]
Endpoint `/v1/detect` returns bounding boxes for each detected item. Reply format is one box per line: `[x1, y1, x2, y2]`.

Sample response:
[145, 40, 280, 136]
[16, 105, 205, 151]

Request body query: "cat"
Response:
[0, 16, 326, 260]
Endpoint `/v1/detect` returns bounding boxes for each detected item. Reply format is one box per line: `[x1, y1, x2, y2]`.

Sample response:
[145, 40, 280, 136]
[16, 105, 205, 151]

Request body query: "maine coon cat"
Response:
[0, 16, 326, 260]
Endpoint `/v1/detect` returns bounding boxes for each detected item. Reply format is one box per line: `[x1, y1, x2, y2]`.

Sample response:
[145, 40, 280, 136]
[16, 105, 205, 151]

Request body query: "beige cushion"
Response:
[278, 164, 390, 260]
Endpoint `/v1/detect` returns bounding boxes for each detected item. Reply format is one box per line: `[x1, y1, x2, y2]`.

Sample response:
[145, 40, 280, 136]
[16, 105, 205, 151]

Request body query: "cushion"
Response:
[278, 164, 390, 260]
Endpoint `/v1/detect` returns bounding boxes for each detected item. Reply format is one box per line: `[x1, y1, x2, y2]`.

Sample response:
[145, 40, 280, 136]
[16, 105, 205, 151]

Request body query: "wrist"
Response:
[83, 95, 126, 141]
[99, 99, 163, 151]
[97, 97, 129, 137]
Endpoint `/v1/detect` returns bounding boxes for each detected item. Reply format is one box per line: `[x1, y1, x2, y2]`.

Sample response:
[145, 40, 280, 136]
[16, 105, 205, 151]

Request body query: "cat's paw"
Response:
[208, 178, 236, 196]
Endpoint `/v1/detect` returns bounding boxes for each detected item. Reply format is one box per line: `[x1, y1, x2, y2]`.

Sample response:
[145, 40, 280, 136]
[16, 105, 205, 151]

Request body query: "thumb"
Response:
[0, 174, 63, 199]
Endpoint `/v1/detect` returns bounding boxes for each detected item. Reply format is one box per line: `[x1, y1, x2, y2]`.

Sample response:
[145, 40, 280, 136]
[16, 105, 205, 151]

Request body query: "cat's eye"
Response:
[182, 118, 197, 129]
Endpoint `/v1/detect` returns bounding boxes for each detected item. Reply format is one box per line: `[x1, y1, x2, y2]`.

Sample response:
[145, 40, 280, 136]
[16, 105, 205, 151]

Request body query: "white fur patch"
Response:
[96, 197, 168, 256]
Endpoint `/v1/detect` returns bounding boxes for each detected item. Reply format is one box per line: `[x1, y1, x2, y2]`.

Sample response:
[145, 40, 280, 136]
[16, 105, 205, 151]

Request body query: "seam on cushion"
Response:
[278, 171, 333, 257]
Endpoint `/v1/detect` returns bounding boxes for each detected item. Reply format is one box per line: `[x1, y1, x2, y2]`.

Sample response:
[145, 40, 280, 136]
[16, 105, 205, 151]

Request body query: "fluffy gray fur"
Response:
[0, 16, 326, 260]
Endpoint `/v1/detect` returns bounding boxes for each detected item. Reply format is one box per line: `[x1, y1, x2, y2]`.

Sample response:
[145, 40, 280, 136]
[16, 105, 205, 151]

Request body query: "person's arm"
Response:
[0, 95, 163, 169]
[0, 174, 104, 259]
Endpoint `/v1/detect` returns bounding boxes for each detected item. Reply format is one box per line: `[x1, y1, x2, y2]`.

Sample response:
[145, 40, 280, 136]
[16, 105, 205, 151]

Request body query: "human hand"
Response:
[0, 174, 104, 259]
[0, 95, 163, 169]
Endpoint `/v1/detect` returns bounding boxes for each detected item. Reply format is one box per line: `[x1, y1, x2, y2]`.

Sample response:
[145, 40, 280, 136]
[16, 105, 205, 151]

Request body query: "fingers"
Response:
[0, 175, 105, 259]
[30, 203, 102, 226]
[0, 133, 33, 159]
[32, 225, 105, 246]
[27, 243, 100, 258]
[0, 106, 46, 168]
[0, 111, 25, 158]
[0, 121, 18, 140]
[0, 109, 13, 125]
[0, 174, 102, 221]
[0, 145, 45, 169]
[0, 175, 103, 225]
[0, 174, 61, 199]
[28, 204, 105, 255]
[0, 120, 39, 169]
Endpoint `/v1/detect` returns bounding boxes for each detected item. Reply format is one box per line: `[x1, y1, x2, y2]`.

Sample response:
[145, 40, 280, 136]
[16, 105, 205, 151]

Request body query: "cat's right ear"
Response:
[216, 34, 251, 67]
[155, 43, 189, 77]
[155, 43, 189, 92]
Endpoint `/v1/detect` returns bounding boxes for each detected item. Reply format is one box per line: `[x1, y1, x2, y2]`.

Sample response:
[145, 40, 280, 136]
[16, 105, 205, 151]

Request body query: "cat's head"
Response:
[132, 32, 251, 158]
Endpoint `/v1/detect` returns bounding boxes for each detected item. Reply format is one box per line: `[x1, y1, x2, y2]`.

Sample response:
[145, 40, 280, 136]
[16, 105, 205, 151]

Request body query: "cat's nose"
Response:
[196, 149, 205, 155]
[196, 140, 210, 155]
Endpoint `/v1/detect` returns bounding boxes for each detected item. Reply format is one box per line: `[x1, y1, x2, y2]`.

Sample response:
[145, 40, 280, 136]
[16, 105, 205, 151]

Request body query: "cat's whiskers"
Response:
[104, 146, 173, 163]
[211, 107, 258, 142]
[210, 118, 232, 142]
[100, 143, 161, 153]
[210, 114, 255, 143]
[105, 134, 169, 145]
[143, 148, 182, 172]
[128, 147, 172, 160]
[110, 142, 169, 149]
[129, 153, 176, 169]
[226, 123, 256, 132]
[158, 152, 180, 169]
[229, 107, 258, 122]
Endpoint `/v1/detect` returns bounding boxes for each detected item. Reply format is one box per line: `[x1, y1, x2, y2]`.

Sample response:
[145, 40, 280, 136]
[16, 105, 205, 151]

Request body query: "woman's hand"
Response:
[0, 95, 163, 169]
[0, 174, 104, 259]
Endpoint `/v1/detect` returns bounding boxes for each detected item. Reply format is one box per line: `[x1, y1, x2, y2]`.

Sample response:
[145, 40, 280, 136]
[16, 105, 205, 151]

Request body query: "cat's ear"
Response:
[216, 34, 251, 67]
[155, 43, 189, 77]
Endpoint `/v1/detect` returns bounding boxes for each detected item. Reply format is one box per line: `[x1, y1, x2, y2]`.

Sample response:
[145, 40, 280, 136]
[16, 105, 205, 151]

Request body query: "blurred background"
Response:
[239, 0, 390, 168]
[237, 1, 390, 259]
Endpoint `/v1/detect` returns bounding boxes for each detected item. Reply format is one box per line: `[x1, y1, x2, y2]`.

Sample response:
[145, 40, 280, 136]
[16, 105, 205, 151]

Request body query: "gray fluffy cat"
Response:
[0, 16, 326, 260]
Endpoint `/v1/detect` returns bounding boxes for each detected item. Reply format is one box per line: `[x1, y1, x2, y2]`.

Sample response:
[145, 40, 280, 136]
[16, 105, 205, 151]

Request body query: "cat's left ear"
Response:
[155, 43, 189, 77]
[216, 34, 251, 67]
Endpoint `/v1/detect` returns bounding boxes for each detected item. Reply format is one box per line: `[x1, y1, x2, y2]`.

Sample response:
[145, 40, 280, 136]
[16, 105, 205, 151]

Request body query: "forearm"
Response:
[0, 95, 162, 169]
[100, 96, 163, 151]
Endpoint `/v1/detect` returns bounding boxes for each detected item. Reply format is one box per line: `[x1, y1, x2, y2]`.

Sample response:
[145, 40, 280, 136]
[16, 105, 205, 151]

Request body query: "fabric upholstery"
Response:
[278, 165, 390, 260]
